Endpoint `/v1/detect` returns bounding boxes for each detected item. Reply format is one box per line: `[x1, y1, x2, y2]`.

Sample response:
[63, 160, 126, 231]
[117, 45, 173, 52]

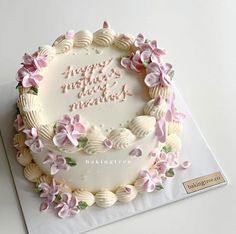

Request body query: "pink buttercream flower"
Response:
[23, 128, 44, 153]
[43, 151, 69, 175]
[65, 30, 75, 40]
[121, 50, 144, 72]
[155, 90, 186, 143]
[144, 62, 172, 87]
[38, 179, 59, 211]
[134, 33, 166, 63]
[154, 152, 178, 174]
[16, 66, 43, 88]
[54, 192, 79, 218]
[53, 114, 86, 147]
[22, 52, 47, 70]
[138, 169, 162, 192]
[14, 114, 25, 131]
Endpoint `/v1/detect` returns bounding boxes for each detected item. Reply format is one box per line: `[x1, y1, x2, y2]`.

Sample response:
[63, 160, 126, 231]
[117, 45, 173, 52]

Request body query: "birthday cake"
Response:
[13, 22, 190, 218]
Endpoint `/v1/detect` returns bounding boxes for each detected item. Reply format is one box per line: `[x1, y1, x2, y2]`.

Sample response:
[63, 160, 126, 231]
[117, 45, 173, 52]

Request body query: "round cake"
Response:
[13, 21, 188, 218]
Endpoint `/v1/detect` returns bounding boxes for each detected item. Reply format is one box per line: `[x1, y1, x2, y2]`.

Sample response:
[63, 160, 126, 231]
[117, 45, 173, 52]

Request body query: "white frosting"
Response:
[17, 93, 41, 113]
[144, 99, 168, 120]
[38, 45, 56, 62]
[24, 110, 43, 128]
[36, 174, 52, 184]
[38, 124, 54, 143]
[114, 34, 134, 51]
[74, 30, 93, 48]
[149, 84, 171, 100]
[53, 35, 73, 54]
[93, 28, 116, 47]
[84, 126, 109, 154]
[116, 185, 137, 202]
[168, 121, 183, 135]
[73, 189, 95, 206]
[16, 148, 33, 166]
[13, 132, 26, 150]
[108, 128, 136, 149]
[129, 116, 156, 138]
[16, 148, 32, 166]
[166, 133, 182, 152]
[95, 190, 117, 208]
[24, 163, 42, 182]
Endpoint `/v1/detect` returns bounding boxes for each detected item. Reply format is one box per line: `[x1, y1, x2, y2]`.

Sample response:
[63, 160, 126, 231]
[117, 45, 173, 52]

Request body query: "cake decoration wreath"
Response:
[13, 21, 190, 218]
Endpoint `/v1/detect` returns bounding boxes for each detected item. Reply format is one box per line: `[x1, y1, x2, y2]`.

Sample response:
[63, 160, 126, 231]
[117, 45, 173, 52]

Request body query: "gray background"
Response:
[0, 0, 235, 233]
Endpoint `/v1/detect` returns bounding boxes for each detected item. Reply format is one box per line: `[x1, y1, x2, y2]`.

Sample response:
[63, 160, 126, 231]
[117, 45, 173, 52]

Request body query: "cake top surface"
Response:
[16, 21, 183, 155]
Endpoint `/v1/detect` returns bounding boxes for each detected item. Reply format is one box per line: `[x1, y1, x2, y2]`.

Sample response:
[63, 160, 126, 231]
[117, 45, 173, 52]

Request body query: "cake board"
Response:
[0, 81, 228, 234]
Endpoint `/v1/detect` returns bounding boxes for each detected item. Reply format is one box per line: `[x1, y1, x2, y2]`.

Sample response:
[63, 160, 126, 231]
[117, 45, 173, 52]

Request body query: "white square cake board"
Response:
[0, 81, 228, 234]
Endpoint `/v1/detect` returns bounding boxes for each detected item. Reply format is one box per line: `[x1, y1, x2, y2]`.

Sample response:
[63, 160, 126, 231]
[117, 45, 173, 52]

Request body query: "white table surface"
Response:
[0, 0, 235, 233]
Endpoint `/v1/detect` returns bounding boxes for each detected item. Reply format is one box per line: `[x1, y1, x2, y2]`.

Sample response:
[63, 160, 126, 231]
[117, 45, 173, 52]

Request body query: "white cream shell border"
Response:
[17, 25, 173, 155]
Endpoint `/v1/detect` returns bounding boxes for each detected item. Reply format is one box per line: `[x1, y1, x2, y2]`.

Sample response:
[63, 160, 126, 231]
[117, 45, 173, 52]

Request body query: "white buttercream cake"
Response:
[13, 21, 189, 218]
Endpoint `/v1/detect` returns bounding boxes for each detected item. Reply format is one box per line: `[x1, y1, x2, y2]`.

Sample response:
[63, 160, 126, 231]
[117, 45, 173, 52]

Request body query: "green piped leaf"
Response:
[155, 185, 164, 191]
[162, 145, 172, 153]
[168, 70, 175, 79]
[142, 61, 149, 67]
[16, 83, 22, 89]
[165, 168, 175, 177]
[28, 86, 39, 95]
[77, 136, 88, 149]
[55, 193, 62, 202]
[65, 157, 77, 167]
[77, 201, 88, 210]
[33, 186, 42, 193]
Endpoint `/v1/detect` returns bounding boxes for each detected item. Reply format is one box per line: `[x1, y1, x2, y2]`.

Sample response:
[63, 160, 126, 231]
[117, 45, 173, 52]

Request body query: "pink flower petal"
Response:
[40, 201, 49, 212]
[129, 147, 143, 157]
[53, 132, 67, 147]
[140, 50, 152, 63]
[144, 73, 160, 87]
[181, 160, 191, 169]
[121, 57, 131, 68]
[147, 62, 161, 74]
[103, 21, 110, 28]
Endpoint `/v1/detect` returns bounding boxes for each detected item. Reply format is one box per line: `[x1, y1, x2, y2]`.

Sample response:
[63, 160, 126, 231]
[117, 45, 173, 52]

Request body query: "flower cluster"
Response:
[23, 127, 44, 153]
[38, 180, 81, 218]
[43, 151, 69, 175]
[16, 52, 47, 88]
[137, 169, 163, 192]
[120, 33, 173, 88]
[53, 114, 87, 147]
[14, 114, 25, 132]
[37, 179, 87, 218]
[153, 151, 179, 175]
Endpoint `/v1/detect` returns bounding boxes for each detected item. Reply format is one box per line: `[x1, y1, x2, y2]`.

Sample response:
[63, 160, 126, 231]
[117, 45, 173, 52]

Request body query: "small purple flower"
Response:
[154, 152, 178, 174]
[54, 192, 79, 218]
[53, 114, 86, 147]
[103, 138, 113, 149]
[144, 62, 172, 88]
[22, 52, 47, 70]
[14, 114, 25, 131]
[129, 147, 143, 157]
[123, 186, 132, 194]
[23, 128, 44, 153]
[16, 66, 43, 88]
[134, 33, 166, 63]
[181, 160, 191, 169]
[65, 30, 75, 40]
[138, 169, 162, 192]
[38, 179, 59, 211]
[121, 50, 144, 72]
[43, 151, 69, 175]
